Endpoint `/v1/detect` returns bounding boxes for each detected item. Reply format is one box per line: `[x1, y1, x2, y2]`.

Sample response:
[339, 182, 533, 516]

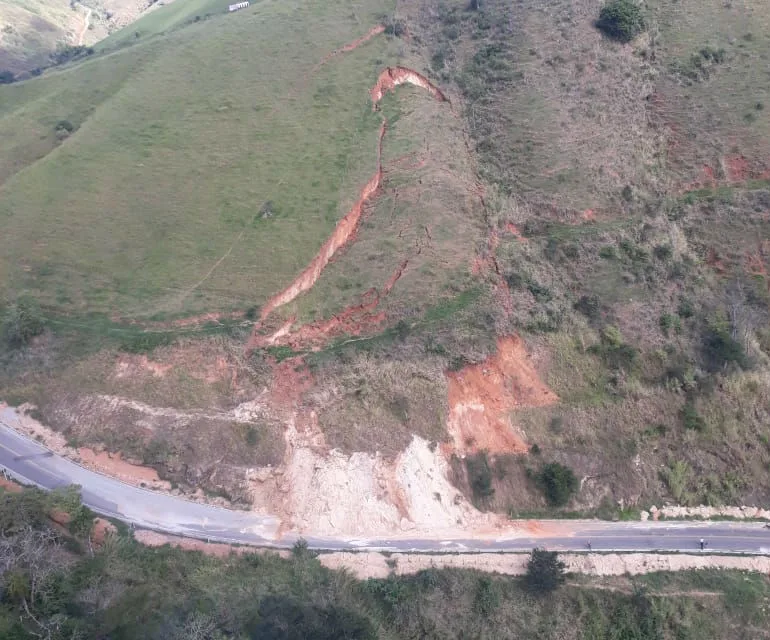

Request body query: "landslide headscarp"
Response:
[249, 66, 449, 350]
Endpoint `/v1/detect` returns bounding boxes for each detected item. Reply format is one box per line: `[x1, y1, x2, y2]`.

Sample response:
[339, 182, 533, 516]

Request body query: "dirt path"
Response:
[76, 5, 92, 46]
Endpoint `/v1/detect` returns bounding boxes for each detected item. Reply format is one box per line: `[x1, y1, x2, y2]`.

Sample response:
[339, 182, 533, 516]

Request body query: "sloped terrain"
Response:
[2, 0, 770, 539]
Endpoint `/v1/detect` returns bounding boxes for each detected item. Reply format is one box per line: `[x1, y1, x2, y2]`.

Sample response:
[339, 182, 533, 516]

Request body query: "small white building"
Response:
[228, 1, 248, 11]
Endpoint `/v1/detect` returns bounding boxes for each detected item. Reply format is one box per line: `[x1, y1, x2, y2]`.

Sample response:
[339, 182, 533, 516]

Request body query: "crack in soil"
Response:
[247, 67, 448, 351]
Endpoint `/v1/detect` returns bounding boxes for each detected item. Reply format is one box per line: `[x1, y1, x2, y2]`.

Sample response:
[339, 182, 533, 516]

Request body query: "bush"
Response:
[537, 462, 578, 507]
[384, 19, 406, 37]
[574, 294, 601, 321]
[589, 325, 638, 372]
[55, 119, 75, 134]
[2, 297, 45, 347]
[524, 549, 566, 595]
[596, 0, 645, 43]
[465, 451, 495, 501]
[0, 70, 14, 84]
[680, 400, 706, 432]
[702, 321, 749, 372]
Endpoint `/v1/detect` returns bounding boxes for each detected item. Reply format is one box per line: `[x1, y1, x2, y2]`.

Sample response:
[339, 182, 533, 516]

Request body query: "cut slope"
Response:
[446, 335, 557, 455]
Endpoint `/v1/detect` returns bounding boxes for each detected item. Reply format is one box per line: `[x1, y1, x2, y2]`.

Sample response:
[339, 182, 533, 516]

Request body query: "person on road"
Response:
[587, 541, 592, 551]
[700, 538, 705, 550]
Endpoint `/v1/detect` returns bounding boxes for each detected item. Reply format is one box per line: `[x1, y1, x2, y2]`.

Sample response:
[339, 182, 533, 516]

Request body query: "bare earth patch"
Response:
[446, 335, 558, 455]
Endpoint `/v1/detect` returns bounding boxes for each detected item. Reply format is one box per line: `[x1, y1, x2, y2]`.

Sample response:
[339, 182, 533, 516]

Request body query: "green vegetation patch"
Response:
[0, 0, 395, 323]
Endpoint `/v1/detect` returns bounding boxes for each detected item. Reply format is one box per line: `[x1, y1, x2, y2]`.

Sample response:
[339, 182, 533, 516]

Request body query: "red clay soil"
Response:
[0, 476, 22, 493]
[370, 66, 449, 105]
[445, 335, 557, 456]
[505, 222, 526, 241]
[91, 518, 117, 547]
[247, 67, 449, 351]
[256, 120, 387, 325]
[254, 258, 410, 350]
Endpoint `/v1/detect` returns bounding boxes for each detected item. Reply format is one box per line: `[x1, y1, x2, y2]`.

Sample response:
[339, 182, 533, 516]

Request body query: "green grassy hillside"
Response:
[0, 0, 395, 320]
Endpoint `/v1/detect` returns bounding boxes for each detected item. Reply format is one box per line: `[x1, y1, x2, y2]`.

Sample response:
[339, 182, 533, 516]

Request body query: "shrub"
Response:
[574, 294, 601, 321]
[596, 0, 645, 43]
[702, 321, 749, 372]
[466, 451, 495, 501]
[474, 576, 500, 614]
[677, 297, 694, 318]
[599, 245, 617, 259]
[384, 18, 406, 37]
[659, 313, 681, 336]
[55, 119, 75, 134]
[537, 462, 578, 507]
[680, 400, 706, 432]
[590, 325, 638, 372]
[0, 70, 14, 84]
[524, 549, 566, 595]
[2, 297, 45, 347]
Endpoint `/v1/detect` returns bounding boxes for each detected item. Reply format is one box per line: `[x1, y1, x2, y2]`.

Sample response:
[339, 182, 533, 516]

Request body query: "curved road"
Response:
[2, 408, 770, 553]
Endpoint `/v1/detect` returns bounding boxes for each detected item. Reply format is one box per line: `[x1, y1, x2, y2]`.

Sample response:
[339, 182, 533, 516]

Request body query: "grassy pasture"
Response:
[0, 0, 396, 321]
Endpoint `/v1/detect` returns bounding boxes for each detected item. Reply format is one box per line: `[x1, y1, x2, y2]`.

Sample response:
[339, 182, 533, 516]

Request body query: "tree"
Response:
[537, 462, 578, 507]
[596, 0, 645, 43]
[2, 296, 45, 347]
[524, 549, 566, 595]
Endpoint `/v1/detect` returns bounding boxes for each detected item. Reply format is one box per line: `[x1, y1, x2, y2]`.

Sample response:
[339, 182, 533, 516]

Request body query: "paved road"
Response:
[3, 408, 770, 553]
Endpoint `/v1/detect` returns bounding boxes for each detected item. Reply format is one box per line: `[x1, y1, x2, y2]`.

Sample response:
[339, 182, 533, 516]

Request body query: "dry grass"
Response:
[311, 351, 448, 458]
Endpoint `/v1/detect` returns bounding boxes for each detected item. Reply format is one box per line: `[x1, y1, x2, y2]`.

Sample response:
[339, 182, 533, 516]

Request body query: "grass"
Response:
[0, 0, 394, 322]
[650, 0, 770, 187]
[0, 0, 87, 73]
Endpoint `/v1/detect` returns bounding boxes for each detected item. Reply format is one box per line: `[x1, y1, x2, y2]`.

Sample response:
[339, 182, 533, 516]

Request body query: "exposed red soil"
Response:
[76, 447, 170, 488]
[725, 154, 750, 183]
[706, 247, 727, 275]
[0, 476, 22, 493]
[255, 119, 387, 326]
[370, 66, 449, 105]
[268, 356, 316, 408]
[682, 156, 770, 193]
[445, 335, 558, 456]
[91, 518, 117, 547]
[505, 222, 526, 241]
[248, 67, 449, 351]
[49, 509, 72, 526]
[254, 259, 410, 351]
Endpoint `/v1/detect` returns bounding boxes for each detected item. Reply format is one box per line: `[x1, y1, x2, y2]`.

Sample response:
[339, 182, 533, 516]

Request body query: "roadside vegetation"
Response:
[3, 487, 770, 639]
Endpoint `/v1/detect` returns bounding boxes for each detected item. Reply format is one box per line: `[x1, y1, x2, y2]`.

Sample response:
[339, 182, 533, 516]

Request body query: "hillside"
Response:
[1, 0, 770, 543]
[0, 0, 173, 76]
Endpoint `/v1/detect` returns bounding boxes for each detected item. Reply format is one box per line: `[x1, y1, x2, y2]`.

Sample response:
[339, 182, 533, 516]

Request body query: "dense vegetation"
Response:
[596, 0, 646, 43]
[3, 488, 770, 639]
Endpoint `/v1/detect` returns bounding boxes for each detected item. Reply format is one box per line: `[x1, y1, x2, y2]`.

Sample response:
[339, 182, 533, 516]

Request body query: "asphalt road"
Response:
[3, 409, 770, 553]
